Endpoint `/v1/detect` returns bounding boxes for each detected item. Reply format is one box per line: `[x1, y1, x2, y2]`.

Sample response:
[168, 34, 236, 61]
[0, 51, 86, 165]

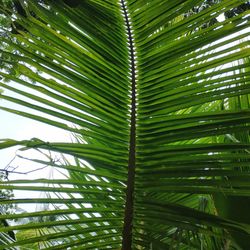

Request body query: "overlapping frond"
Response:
[1, 0, 130, 248]
[128, 0, 250, 248]
[0, 0, 250, 249]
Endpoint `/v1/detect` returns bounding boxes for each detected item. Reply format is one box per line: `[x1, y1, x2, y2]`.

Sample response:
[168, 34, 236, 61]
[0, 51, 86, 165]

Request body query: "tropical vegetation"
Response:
[0, 0, 250, 249]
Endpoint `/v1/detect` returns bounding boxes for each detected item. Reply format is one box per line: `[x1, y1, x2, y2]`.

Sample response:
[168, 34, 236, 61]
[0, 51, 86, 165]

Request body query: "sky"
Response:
[0, 96, 72, 211]
[0, 98, 71, 169]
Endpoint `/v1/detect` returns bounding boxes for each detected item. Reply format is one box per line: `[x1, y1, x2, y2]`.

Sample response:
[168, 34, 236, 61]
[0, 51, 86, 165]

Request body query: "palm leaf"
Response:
[0, 0, 250, 249]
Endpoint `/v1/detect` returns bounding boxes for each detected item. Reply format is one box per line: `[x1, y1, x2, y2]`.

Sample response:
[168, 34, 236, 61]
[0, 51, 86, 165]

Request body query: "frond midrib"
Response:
[120, 0, 138, 249]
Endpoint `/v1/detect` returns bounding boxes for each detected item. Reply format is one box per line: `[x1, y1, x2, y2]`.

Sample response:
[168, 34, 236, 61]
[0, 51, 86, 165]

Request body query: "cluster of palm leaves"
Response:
[0, 0, 250, 249]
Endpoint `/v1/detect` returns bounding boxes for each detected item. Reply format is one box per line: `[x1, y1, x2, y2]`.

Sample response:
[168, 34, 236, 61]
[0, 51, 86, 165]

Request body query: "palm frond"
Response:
[0, 0, 250, 249]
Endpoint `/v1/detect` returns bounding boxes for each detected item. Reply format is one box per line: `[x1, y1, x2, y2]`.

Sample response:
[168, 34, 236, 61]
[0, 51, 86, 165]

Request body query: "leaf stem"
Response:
[120, 0, 137, 249]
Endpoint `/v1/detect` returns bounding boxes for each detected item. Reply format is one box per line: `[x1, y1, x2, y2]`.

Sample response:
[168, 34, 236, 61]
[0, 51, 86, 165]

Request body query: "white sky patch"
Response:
[72, 193, 83, 199]
[217, 13, 225, 22]
[83, 203, 92, 208]
[0, 85, 74, 212]
[88, 175, 100, 182]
